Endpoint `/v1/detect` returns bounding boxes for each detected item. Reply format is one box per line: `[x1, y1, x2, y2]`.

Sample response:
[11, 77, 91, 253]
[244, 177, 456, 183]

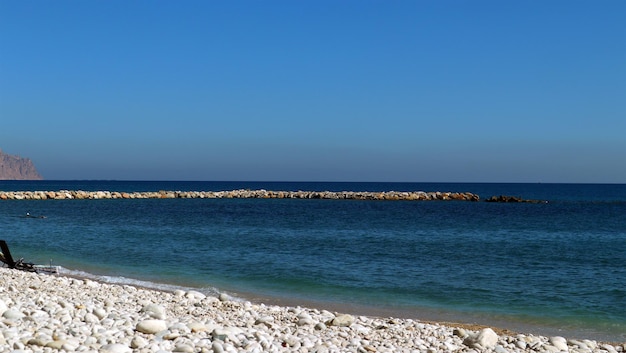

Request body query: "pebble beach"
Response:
[1, 268, 624, 353]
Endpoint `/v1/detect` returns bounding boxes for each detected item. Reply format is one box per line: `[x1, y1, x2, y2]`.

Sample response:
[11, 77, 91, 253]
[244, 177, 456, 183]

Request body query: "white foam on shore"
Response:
[57, 266, 226, 298]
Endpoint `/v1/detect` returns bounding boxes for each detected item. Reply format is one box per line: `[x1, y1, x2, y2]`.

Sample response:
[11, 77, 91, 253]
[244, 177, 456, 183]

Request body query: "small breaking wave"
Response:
[57, 266, 226, 299]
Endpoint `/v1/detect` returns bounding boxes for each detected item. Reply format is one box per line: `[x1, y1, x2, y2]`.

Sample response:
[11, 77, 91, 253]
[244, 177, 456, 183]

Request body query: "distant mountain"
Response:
[0, 150, 43, 180]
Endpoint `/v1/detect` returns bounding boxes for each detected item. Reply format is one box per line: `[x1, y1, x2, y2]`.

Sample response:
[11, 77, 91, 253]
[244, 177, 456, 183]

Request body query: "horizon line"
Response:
[2, 179, 625, 185]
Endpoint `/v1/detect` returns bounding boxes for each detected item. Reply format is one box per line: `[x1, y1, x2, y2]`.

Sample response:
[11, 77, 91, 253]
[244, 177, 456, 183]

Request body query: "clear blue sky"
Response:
[1, 1, 624, 182]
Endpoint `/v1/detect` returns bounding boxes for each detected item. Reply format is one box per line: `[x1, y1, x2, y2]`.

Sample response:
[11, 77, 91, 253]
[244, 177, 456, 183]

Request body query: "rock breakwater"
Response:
[485, 195, 548, 203]
[0, 189, 480, 201]
[1, 268, 623, 353]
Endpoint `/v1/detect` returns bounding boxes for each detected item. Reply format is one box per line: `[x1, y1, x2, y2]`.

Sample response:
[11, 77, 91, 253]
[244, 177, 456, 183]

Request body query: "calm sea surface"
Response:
[1, 181, 625, 342]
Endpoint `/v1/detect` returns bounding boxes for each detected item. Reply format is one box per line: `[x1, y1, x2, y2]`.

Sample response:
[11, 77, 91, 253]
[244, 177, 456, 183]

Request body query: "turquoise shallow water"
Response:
[1, 181, 625, 342]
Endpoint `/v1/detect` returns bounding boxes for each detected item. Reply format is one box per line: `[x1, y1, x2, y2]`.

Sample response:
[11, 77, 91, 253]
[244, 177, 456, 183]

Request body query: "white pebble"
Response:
[100, 343, 132, 353]
[549, 336, 568, 351]
[136, 319, 167, 334]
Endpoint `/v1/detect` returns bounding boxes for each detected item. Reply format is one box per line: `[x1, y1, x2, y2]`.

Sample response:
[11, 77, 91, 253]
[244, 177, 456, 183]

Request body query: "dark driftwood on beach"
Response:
[0, 240, 35, 272]
[0, 240, 58, 274]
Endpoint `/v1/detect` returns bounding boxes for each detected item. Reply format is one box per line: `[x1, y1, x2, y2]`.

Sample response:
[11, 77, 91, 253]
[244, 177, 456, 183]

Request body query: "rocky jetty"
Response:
[0, 150, 42, 180]
[0, 268, 623, 353]
[0, 189, 480, 201]
[485, 195, 547, 203]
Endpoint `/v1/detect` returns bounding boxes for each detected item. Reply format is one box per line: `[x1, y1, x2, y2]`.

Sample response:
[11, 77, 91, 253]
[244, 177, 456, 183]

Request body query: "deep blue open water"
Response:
[0, 181, 624, 342]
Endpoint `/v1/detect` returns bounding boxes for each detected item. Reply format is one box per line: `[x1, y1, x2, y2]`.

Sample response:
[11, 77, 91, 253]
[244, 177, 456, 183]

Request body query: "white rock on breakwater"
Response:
[0, 268, 623, 353]
[0, 189, 480, 201]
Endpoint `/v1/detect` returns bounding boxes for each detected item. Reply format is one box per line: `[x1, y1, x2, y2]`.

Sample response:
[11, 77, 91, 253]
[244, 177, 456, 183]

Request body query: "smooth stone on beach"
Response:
[187, 321, 208, 333]
[330, 314, 355, 327]
[130, 336, 148, 349]
[44, 340, 69, 349]
[84, 312, 99, 323]
[93, 307, 107, 320]
[298, 316, 317, 326]
[211, 341, 224, 353]
[464, 328, 499, 349]
[100, 343, 132, 353]
[453, 328, 468, 338]
[212, 327, 242, 342]
[254, 315, 275, 327]
[26, 338, 48, 347]
[219, 292, 234, 302]
[569, 339, 590, 350]
[601, 344, 619, 353]
[186, 290, 206, 299]
[173, 344, 195, 352]
[136, 319, 167, 334]
[2, 309, 24, 320]
[550, 336, 569, 351]
[315, 322, 327, 330]
[494, 345, 509, 353]
[140, 303, 167, 320]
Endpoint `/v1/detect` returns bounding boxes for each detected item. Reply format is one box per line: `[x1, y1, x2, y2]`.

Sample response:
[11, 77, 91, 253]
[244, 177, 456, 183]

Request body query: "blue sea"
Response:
[1, 181, 624, 342]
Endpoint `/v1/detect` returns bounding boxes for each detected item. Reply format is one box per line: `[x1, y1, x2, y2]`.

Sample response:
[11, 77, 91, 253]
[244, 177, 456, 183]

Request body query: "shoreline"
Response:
[43, 266, 626, 344]
[3, 268, 622, 353]
[192, 283, 626, 345]
[70, 268, 621, 344]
